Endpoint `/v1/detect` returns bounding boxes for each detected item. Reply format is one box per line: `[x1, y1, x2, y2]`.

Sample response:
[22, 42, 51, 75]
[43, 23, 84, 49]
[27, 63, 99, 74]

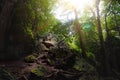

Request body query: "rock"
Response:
[31, 65, 47, 77]
[24, 55, 36, 63]
[42, 41, 56, 48]
[40, 43, 49, 51]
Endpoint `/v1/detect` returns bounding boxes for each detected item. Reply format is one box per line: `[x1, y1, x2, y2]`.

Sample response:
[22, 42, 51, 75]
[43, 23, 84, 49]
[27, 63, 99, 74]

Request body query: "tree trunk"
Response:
[74, 9, 86, 58]
[0, 0, 17, 52]
[95, 0, 110, 76]
[104, 14, 109, 37]
[113, 13, 120, 36]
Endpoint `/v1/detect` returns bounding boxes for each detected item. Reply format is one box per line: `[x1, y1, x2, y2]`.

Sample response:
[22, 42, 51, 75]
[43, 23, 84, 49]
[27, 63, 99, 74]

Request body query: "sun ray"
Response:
[64, 0, 95, 11]
[53, 0, 95, 21]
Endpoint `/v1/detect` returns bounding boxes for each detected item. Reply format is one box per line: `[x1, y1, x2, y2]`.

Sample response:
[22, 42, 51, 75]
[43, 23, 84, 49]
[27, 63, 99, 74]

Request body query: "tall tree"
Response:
[74, 9, 87, 58]
[95, 0, 110, 76]
[59, 0, 87, 58]
[0, 0, 18, 52]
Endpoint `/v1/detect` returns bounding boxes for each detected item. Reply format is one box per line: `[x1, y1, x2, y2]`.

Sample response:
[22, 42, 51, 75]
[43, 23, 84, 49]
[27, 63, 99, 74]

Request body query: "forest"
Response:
[0, 0, 120, 80]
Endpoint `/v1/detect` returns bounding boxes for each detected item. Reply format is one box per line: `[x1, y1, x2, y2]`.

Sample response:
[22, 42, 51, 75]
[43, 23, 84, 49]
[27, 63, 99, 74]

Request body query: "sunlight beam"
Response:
[64, 0, 95, 12]
[53, 0, 95, 21]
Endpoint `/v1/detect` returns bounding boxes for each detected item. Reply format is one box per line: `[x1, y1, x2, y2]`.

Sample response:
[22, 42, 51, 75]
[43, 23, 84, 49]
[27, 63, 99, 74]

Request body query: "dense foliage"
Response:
[0, 0, 120, 80]
[1, 0, 58, 59]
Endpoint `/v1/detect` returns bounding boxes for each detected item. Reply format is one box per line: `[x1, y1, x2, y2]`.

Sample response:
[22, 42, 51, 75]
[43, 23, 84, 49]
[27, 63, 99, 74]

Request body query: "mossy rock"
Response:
[31, 65, 47, 77]
[24, 55, 36, 63]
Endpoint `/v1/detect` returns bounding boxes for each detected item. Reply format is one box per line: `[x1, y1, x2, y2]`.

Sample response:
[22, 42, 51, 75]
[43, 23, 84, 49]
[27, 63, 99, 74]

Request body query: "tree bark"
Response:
[104, 14, 109, 37]
[74, 9, 86, 58]
[95, 0, 110, 76]
[0, 0, 17, 52]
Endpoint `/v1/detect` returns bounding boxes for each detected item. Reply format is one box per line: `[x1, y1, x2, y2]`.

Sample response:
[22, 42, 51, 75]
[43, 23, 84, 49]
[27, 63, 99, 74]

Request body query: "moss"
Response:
[24, 55, 36, 63]
[31, 65, 47, 77]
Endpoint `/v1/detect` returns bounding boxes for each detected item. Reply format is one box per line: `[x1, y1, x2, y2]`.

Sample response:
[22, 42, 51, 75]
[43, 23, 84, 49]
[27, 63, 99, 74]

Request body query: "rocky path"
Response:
[0, 51, 83, 80]
[0, 39, 84, 80]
